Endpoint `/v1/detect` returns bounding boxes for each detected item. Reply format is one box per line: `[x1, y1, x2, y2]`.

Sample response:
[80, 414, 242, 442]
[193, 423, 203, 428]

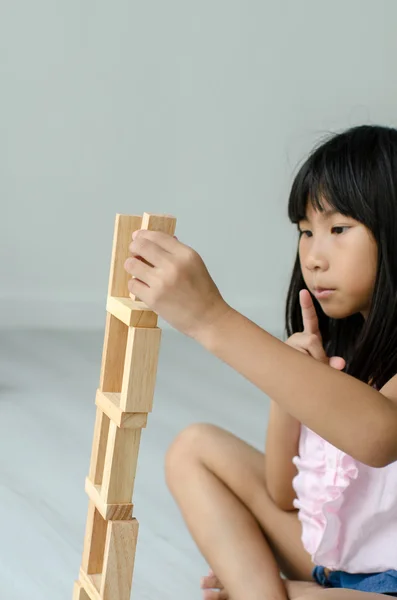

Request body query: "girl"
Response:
[124, 124, 397, 600]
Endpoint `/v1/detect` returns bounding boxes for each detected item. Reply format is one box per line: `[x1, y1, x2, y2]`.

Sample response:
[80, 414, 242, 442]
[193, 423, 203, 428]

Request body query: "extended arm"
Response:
[198, 307, 397, 468]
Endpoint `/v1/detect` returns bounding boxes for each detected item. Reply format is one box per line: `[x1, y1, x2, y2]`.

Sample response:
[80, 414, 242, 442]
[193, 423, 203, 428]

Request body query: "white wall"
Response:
[1, 0, 396, 332]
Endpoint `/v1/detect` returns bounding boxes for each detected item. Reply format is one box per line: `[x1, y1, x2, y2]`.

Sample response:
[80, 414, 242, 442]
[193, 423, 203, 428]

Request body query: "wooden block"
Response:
[73, 581, 91, 600]
[120, 327, 162, 413]
[79, 570, 101, 600]
[81, 501, 107, 575]
[88, 407, 110, 486]
[130, 212, 176, 301]
[75, 213, 173, 599]
[106, 295, 158, 328]
[141, 212, 177, 235]
[100, 312, 127, 393]
[85, 477, 133, 521]
[108, 214, 142, 298]
[100, 421, 141, 505]
[95, 389, 148, 429]
[100, 519, 139, 600]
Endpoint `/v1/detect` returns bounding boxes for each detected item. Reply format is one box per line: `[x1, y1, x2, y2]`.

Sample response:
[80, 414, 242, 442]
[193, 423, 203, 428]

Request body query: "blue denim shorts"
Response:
[312, 566, 397, 596]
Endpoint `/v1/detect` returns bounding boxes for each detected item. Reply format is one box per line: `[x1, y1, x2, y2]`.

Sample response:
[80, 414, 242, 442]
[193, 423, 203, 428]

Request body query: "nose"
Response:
[304, 242, 329, 273]
[306, 255, 328, 272]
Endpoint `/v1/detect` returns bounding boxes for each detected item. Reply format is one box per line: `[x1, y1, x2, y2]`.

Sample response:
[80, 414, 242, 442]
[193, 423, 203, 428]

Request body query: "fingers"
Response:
[299, 289, 321, 338]
[132, 229, 180, 253]
[128, 237, 168, 269]
[124, 257, 153, 291]
[288, 334, 346, 369]
[127, 276, 149, 296]
[287, 332, 328, 363]
[329, 356, 346, 370]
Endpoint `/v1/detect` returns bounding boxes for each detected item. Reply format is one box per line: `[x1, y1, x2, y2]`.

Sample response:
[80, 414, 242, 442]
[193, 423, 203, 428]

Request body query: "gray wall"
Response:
[2, 0, 396, 332]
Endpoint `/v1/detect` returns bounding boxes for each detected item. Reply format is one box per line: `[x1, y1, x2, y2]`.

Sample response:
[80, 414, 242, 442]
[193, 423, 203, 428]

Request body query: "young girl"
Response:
[124, 124, 397, 600]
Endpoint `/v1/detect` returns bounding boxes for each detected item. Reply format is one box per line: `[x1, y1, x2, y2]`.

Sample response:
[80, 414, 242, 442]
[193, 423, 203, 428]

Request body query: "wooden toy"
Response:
[73, 212, 176, 599]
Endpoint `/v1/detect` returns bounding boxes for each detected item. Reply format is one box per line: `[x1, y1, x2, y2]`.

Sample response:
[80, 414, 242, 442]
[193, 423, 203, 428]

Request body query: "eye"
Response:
[332, 226, 350, 235]
[299, 229, 312, 238]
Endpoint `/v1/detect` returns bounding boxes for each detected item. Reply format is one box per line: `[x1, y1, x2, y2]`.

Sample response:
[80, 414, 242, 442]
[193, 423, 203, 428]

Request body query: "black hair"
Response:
[286, 124, 397, 390]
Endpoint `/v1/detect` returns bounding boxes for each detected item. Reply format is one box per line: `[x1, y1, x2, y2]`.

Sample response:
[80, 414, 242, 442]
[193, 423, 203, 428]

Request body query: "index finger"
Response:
[132, 229, 179, 253]
[299, 289, 321, 337]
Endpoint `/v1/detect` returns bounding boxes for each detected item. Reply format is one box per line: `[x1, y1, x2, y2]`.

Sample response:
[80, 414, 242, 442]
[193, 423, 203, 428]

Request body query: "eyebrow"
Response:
[300, 208, 339, 222]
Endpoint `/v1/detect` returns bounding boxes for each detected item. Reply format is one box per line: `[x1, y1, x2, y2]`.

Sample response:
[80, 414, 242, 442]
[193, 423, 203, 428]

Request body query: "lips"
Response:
[313, 288, 335, 299]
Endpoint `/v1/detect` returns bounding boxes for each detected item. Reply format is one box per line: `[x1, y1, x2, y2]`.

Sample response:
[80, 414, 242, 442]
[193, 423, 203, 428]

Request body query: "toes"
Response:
[203, 590, 228, 600]
[201, 574, 223, 590]
[201, 568, 227, 599]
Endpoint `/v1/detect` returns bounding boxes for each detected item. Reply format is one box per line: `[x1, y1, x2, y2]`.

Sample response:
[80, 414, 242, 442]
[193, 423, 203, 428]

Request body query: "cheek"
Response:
[349, 268, 376, 299]
[298, 253, 309, 286]
[298, 243, 307, 271]
[298, 246, 316, 290]
[344, 242, 378, 296]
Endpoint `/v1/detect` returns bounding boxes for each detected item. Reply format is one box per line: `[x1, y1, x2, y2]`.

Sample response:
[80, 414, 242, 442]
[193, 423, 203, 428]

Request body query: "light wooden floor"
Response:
[0, 327, 271, 599]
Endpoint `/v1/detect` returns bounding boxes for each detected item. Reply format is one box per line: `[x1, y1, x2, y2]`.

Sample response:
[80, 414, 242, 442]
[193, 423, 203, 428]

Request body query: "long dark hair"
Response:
[286, 124, 397, 389]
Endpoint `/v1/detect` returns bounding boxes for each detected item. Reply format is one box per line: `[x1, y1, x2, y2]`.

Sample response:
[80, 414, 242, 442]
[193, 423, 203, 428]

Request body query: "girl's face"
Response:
[298, 200, 378, 320]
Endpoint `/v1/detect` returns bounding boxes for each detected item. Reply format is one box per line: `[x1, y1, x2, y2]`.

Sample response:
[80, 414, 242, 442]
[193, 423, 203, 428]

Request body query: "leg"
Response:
[165, 423, 315, 600]
[201, 573, 321, 600]
[290, 589, 393, 600]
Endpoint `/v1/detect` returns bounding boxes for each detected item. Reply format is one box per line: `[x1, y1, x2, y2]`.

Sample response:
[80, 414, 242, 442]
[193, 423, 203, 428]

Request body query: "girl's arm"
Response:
[123, 230, 397, 467]
[265, 401, 300, 510]
[197, 307, 397, 468]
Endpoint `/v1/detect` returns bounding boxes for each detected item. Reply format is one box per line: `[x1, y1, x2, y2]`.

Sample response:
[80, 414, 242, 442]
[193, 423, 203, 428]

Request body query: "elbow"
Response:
[362, 453, 390, 469]
[355, 444, 390, 469]
[366, 446, 397, 469]
[266, 485, 296, 512]
[355, 421, 397, 469]
[275, 498, 297, 512]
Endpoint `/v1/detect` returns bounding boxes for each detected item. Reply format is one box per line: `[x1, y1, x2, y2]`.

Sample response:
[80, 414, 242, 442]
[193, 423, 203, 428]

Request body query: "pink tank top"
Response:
[292, 425, 397, 573]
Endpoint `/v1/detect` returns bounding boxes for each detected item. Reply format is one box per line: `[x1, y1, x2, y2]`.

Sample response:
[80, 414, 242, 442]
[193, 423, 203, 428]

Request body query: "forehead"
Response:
[302, 199, 338, 222]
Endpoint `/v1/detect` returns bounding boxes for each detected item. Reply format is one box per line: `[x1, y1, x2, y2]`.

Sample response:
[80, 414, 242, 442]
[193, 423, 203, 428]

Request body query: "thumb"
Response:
[329, 356, 346, 370]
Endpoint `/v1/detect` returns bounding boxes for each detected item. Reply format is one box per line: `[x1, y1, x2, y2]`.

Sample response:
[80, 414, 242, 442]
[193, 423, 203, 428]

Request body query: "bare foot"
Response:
[200, 569, 229, 600]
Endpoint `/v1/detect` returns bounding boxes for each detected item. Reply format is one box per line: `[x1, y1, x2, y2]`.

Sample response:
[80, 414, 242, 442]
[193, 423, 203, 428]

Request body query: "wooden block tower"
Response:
[73, 212, 176, 600]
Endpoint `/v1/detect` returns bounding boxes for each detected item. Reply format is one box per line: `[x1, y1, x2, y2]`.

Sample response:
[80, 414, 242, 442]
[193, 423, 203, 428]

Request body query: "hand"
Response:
[123, 230, 231, 339]
[286, 289, 346, 371]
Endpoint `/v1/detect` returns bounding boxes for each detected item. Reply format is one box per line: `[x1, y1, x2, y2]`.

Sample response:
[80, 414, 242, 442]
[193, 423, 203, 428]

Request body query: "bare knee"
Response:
[292, 593, 326, 600]
[283, 581, 320, 600]
[165, 422, 218, 488]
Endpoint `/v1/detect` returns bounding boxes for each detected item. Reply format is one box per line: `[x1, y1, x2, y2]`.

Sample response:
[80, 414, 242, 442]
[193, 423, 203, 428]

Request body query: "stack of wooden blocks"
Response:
[73, 212, 177, 600]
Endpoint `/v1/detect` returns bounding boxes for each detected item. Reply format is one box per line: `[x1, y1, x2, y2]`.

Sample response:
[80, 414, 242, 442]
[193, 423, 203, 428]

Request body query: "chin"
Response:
[318, 302, 358, 320]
